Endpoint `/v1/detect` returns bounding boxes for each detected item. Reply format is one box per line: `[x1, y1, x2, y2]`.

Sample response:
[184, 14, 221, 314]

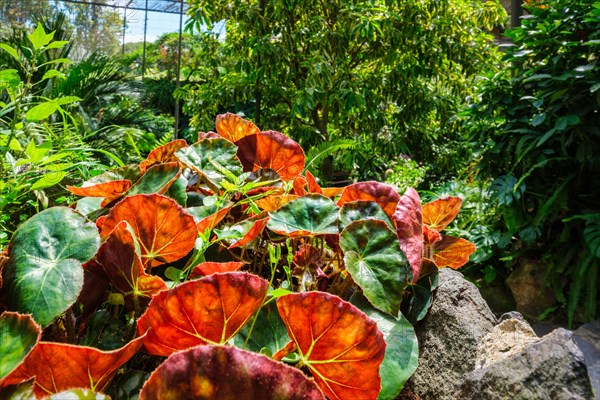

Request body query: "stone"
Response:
[506, 259, 556, 320]
[474, 315, 539, 369]
[459, 328, 594, 399]
[407, 268, 496, 399]
[573, 320, 600, 398]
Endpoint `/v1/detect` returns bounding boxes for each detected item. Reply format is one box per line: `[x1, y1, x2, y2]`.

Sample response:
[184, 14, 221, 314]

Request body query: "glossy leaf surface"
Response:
[340, 220, 412, 316]
[215, 112, 260, 142]
[255, 194, 298, 212]
[1, 337, 144, 398]
[337, 181, 400, 218]
[277, 292, 385, 400]
[100, 194, 197, 268]
[190, 261, 245, 278]
[228, 217, 269, 248]
[351, 294, 418, 400]
[127, 162, 181, 196]
[139, 139, 187, 171]
[137, 272, 269, 356]
[267, 194, 339, 237]
[236, 131, 305, 180]
[176, 139, 243, 188]
[3, 207, 100, 327]
[67, 180, 131, 198]
[393, 188, 423, 281]
[422, 196, 462, 231]
[139, 345, 324, 400]
[339, 201, 394, 230]
[406, 260, 439, 323]
[233, 303, 289, 356]
[431, 235, 476, 269]
[0, 312, 41, 382]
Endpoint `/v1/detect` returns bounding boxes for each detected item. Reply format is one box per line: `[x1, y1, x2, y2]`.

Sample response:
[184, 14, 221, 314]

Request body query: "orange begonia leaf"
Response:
[228, 217, 269, 248]
[0, 249, 7, 289]
[254, 194, 299, 212]
[137, 272, 269, 356]
[67, 180, 131, 198]
[236, 131, 305, 180]
[277, 292, 385, 400]
[393, 187, 423, 281]
[139, 345, 325, 400]
[423, 225, 442, 245]
[1, 336, 144, 398]
[422, 196, 462, 232]
[100, 194, 197, 268]
[196, 206, 232, 233]
[215, 112, 260, 142]
[429, 235, 476, 269]
[338, 181, 400, 218]
[292, 176, 308, 196]
[321, 186, 345, 198]
[306, 171, 323, 194]
[197, 131, 221, 141]
[96, 221, 166, 304]
[189, 261, 246, 278]
[139, 139, 188, 172]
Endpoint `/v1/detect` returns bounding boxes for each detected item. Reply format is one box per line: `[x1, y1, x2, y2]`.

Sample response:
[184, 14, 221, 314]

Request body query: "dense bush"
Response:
[466, 0, 600, 324]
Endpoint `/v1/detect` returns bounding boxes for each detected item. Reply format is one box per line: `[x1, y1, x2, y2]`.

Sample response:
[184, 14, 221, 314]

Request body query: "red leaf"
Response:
[67, 180, 131, 198]
[322, 186, 345, 198]
[306, 171, 323, 194]
[137, 272, 269, 356]
[393, 187, 423, 281]
[139, 345, 325, 400]
[2, 337, 144, 398]
[236, 131, 305, 180]
[197, 131, 220, 141]
[228, 217, 269, 248]
[197, 206, 232, 233]
[139, 139, 187, 172]
[431, 235, 476, 269]
[254, 194, 299, 211]
[423, 225, 442, 245]
[338, 181, 400, 218]
[96, 221, 166, 304]
[422, 196, 462, 231]
[100, 194, 197, 268]
[215, 112, 260, 142]
[78, 260, 109, 318]
[292, 176, 308, 196]
[277, 292, 385, 400]
[190, 261, 246, 278]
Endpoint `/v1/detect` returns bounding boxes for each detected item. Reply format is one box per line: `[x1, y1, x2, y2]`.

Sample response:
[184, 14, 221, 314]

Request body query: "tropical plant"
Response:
[181, 0, 506, 181]
[465, 0, 600, 325]
[0, 114, 476, 399]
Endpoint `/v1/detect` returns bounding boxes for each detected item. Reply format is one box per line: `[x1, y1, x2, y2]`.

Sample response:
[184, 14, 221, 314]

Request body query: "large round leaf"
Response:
[127, 162, 181, 196]
[339, 201, 394, 231]
[277, 292, 386, 400]
[139, 139, 187, 171]
[67, 180, 131, 198]
[215, 112, 260, 142]
[350, 294, 418, 400]
[337, 181, 400, 218]
[3, 207, 100, 327]
[422, 196, 462, 231]
[235, 130, 305, 180]
[267, 194, 339, 237]
[233, 302, 289, 356]
[392, 187, 423, 281]
[175, 138, 243, 188]
[139, 345, 325, 400]
[340, 219, 412, 317]
[430, 234, 476, 269]
[1, 336, 144, 398]
[0, 312, 41, 382]
[100, 194, 197, 268]
[137, 272, 269, 356]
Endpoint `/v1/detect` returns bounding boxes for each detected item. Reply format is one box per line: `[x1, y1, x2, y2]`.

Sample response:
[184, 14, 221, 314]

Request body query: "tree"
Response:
[182, 0, 506, 181]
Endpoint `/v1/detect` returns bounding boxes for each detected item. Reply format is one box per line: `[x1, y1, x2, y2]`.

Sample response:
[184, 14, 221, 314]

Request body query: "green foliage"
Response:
[182, 0, 506, 181]
[466, 0, 600, 324]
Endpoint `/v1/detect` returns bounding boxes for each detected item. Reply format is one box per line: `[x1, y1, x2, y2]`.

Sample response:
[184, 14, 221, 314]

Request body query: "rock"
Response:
[506, 260, 555, 320]
[407, 268, 496, 399]
[474, 316, 539, 369]
[459, 328, 594, 399]
[573, 320, 600, 398]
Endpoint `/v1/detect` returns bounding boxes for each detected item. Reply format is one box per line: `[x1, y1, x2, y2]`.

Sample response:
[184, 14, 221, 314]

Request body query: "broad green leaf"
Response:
[267, 194, 339, 236]
[0, 312, 41, 381]
[340, 219, 412, 316]
[339, 200, 394, 230]
[28, 23, 54, 50]
[406, 261, 439, 323]
[351, 294, 419, 400]
[43, 40, 69, 51]
[3, 207, 100, 327]
[24, 140, 52, 163]
[29, 171, 66, 190]
[25, 102, 59, 122]
[175, 138, 243, 189]
[0, 69, 21, 88]
[0, 44, 20, 62]
[41, 69, 66, 81]
[127, 162, 181, 196]
[233, 302, 289, 355]
[55, 95, 81, 105]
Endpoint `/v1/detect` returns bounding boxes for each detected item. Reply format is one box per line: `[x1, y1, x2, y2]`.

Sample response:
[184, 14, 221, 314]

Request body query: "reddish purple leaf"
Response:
[393, 187, 423, 281]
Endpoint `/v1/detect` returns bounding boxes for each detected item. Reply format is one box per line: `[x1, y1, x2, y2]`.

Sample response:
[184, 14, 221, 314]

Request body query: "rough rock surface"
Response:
[459, 327, 594, 399]
[407, 268, 496, 399]
[573, 321, 600, 398]
[506, 260, 555, 319]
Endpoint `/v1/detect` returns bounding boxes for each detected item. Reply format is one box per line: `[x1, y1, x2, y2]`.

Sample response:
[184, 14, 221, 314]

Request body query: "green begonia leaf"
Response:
[0, 312, 41, 381]
[3, 207, 100, 327]
[267, 194, 339, 236]
[340, 219, 412, 316]
[339, 200, 394, 230]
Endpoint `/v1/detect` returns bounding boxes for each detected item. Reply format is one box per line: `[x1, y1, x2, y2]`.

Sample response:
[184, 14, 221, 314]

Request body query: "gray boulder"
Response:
[459, 327, 594, 399]
[407, 268, 497, 399]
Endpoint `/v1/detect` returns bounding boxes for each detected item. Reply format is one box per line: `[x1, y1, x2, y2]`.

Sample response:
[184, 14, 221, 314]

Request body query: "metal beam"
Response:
[55, 0, 187, 16]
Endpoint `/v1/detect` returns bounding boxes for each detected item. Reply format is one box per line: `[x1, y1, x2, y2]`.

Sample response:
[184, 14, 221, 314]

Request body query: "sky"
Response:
[122, 9, 185, 43]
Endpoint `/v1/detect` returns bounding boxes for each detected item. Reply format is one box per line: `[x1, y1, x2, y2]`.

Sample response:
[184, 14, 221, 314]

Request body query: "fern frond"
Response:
[305, 139, 355, 172]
